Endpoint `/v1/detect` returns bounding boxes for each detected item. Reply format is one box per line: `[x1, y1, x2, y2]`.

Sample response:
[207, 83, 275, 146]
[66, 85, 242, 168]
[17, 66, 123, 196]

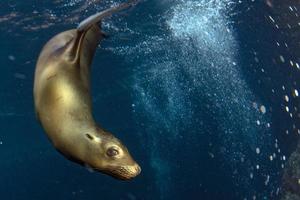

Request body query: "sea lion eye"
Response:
[106, 147, 119, 157]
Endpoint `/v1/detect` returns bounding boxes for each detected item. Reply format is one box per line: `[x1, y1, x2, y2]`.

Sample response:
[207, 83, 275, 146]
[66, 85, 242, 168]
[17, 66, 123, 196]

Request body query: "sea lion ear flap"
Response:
[85, 133, 94, 140]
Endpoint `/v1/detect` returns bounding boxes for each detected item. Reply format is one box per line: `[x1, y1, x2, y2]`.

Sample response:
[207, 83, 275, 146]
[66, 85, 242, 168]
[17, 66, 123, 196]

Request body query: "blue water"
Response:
[0, 0, 299, 199]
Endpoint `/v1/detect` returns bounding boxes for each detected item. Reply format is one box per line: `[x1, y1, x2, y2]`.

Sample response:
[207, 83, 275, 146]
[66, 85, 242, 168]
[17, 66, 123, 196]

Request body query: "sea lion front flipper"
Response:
[77, 0, 139, 32]
[71, 0, 139, 63]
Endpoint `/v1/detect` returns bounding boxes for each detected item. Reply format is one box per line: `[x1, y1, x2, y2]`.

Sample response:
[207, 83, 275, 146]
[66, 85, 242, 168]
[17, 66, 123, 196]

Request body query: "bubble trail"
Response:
[106, 0, 275, 198]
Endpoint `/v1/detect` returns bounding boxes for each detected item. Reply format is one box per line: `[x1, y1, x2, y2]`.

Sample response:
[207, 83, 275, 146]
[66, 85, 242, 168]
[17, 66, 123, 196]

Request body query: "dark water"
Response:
[0, 0, 300, 199]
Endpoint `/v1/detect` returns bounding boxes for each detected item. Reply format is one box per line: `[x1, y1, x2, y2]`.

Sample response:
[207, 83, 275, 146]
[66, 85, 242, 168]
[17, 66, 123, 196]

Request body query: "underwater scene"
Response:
[1, 0, 300, 199]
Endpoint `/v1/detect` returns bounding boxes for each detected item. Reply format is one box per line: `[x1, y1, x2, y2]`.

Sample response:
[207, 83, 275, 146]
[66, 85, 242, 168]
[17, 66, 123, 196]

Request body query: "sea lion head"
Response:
[84, 132, 141, 180]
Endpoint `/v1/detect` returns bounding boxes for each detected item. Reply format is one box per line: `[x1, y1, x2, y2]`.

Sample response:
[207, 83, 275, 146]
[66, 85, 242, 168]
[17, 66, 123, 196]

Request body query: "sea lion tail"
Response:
[77, 0, 139, 32]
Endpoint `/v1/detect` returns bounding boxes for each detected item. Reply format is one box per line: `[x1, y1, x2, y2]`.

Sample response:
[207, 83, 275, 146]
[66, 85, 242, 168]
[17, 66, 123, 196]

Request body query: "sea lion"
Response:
[33, 1, 141, 180]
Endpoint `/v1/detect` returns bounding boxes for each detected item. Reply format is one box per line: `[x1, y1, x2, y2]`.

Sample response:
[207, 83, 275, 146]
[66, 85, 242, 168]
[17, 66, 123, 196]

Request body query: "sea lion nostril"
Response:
[136, 165, 141, 174]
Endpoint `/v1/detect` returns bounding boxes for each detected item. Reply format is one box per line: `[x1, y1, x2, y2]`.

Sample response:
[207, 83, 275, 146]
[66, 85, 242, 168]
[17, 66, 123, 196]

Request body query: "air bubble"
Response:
[284, 95, 289, 102]
[293, 89, 299, 97]
[256, 148, 260, 154]
[279, 55, 285, 63]
[285, 106, 289, 112]
[260, 105, 266, 114]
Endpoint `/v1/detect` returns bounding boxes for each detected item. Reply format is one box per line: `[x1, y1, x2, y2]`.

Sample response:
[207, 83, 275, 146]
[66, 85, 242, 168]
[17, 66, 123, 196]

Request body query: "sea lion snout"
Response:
[108, 163, 141, 180]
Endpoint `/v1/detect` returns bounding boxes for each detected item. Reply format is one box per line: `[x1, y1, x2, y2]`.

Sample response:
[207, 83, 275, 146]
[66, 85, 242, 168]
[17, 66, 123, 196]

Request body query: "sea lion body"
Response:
[34, 26, 101, 162]
[33, 3, 140, 180]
